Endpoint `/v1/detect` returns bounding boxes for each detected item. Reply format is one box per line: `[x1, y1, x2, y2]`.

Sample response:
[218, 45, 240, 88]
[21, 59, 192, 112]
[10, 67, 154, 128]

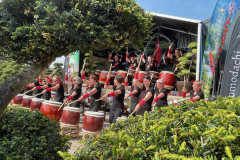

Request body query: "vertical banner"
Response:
[200, 0, 240, 98]
[69, 51, 80, 77]
[220, 10, 240, 97]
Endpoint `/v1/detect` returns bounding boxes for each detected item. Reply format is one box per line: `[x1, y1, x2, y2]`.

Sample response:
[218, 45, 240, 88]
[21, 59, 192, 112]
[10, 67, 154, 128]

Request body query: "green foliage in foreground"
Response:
[0, 107, 71, 160]
[67, 97, 240, 159]
[0, 60, 27, 84]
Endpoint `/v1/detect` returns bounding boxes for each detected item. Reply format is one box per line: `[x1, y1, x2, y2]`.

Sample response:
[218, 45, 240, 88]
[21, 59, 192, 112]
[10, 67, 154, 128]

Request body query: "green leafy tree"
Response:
[0, 0, 153, 116]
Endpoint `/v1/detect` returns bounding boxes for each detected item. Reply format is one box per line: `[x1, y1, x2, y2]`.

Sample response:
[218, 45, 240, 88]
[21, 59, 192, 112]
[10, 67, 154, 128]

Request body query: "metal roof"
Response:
[151, 12, 204, 36]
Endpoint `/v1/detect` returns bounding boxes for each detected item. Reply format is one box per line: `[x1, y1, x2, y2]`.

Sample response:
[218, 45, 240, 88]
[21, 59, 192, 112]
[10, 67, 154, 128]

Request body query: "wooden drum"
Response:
[138, 71, 147, 83]
[99, 70, 108, 84]
[82, 111, 104, 134]
[116, 70, 127, 83]
[12, 94, 24, 106]
[22, 95, 34, 108]
[158, 71, 176, 90]
[40, 101, 63, 122]
[60, 106, 81, 127]
[30, 98, 45, 110]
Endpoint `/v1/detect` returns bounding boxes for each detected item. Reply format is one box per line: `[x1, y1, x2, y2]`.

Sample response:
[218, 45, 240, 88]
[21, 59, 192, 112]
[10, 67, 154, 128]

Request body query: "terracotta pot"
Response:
[176, 81, 193, 94]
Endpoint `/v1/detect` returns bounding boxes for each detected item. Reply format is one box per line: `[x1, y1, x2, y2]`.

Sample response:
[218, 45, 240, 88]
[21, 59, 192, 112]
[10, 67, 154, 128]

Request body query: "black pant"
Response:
[69, 101, 81, 108]
[136, 106, 151, 116]
[89, 99, 102, 112]
[109, 108, 122, 124]
[130, 100, 138, 116]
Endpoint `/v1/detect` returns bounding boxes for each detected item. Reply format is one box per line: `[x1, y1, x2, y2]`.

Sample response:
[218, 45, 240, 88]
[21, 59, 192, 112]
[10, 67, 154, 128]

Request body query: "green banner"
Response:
[69, 51, 80, 77]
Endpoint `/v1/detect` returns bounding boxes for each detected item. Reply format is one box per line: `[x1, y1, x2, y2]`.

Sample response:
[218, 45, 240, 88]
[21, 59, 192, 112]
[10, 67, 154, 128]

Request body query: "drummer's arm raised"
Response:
[135, 80, 143, 89]
[82, 78, 91, 86]
[104, 74, 113, 89]
[65, 80, 72, 86]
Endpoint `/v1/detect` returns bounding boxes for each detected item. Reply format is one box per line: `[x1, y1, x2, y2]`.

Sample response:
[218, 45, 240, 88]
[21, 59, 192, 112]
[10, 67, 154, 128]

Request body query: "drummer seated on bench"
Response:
[101, 74, 125, 124]
[78, 70, 102, 112]
[182, 81, 204, 102]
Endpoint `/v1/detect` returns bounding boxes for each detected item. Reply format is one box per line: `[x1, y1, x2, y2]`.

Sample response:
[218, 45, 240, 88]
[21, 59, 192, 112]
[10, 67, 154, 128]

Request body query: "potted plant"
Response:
[175, 42, 197, 94]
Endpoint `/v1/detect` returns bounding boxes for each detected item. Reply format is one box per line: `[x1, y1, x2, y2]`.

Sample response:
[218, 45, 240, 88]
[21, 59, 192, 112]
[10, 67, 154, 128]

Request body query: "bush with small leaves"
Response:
[0, 107, 71, 160]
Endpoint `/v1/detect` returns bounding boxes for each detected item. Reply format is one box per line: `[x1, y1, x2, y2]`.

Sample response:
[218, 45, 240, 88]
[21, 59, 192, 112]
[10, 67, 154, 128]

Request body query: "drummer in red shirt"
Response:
[182, 81, 204, 102]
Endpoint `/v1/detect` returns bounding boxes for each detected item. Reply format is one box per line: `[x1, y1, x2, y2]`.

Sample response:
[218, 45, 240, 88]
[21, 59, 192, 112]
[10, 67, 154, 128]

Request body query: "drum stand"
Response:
[60, 125, 80, 138]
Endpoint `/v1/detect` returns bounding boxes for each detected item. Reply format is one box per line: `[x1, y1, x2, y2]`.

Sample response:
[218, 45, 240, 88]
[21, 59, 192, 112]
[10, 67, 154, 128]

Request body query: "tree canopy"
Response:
[0, 0, 153, 64]
[0, 0, 153, 116]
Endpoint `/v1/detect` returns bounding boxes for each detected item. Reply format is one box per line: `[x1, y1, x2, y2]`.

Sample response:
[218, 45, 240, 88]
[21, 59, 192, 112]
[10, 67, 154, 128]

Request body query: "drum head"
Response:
[17, 94, 24, 97]
[117, 70, 127, 73]
[160, 71, 174, 74]
[32, 98, 45, 102]
[23, 95, 34, 99]
[43, 100, 62, 106]
[64, 106, 81, 112]
[85, 111, 104, 117]
[139, 71, 147, 74]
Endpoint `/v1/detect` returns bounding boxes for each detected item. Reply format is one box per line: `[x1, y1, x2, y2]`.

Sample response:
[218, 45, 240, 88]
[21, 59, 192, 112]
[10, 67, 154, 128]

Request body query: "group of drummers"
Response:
[23, 44, 204, 124]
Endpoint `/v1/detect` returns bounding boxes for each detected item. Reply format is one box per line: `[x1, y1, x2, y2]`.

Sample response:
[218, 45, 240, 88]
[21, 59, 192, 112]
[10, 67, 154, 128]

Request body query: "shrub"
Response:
[69, 97, 240, 159]
[0, 107, 71, 160]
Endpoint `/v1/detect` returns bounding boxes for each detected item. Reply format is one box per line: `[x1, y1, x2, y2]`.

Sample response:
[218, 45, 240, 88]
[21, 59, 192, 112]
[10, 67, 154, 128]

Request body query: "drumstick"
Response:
[95, 98, 102, 102]
[23, 88, 34, 95]
[128, 110, 136, 118]
[150, 74, 153, 81]
[34, 92, 43, 97]
[68, 99, 79, 105]
[52, 68, 58, 75]
[108, 63, 112, 75]
[82, 59, 86, 70]
[58, 103, 65, 111]
[137, 53, 143, 68]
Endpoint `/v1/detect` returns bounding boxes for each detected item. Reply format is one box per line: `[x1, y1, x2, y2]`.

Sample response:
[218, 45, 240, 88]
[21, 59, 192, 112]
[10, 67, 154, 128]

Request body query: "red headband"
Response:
[45, 76, 49, 79]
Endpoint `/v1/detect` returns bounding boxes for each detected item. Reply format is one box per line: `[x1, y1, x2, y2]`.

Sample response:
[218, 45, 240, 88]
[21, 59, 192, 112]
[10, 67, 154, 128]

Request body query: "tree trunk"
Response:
[0, 53, 64, 117]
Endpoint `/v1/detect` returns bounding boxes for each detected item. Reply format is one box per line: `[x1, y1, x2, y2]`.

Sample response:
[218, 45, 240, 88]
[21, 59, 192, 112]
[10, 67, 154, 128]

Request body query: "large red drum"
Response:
[138, 71, 147, 83]
[116, 70, 127, 83]
[158, 71, 176, 90]
[99, 70, 108, 84]
[22, 96, 34, 108]
[12, 94, 24, 106]
[60, 107, 81, 127]
[30, 98, 45, 110]
[82, 111, 104, 134]
[40, 101, 63, 122]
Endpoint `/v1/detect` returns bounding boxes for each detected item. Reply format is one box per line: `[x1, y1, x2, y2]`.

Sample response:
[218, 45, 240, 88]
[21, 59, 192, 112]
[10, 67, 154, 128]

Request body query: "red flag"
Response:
[154, 37, 161, 65]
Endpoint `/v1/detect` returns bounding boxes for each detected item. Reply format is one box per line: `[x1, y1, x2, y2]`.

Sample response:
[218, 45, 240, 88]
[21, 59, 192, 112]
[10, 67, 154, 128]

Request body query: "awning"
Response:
[151, 12, 206, 36]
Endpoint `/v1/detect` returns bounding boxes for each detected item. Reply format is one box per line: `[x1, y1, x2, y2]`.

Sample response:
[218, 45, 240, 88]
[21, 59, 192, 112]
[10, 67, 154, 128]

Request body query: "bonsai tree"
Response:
[176, 42, 197, 81]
